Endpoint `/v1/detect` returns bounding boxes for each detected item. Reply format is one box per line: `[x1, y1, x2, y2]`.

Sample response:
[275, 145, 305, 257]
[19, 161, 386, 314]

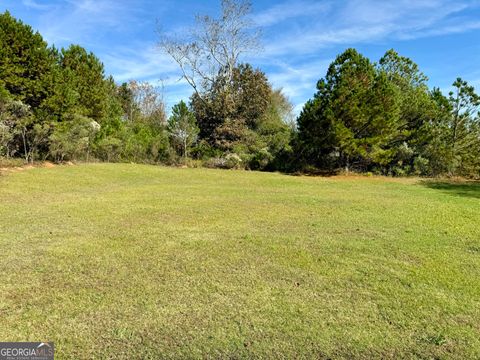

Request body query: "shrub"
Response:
[225, 153, 243, 169]
[95, 136, 123, 162]
[180, 158, 203, 168]
[49, 114, 99, 162]
[249, 148, 273, 170]
[204, 153, 243, 169]
[413, 156, 430, 176]
[192, 139, 222, 160]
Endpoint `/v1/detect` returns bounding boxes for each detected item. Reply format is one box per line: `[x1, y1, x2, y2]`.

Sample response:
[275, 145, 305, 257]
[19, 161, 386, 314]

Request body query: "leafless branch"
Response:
[157, 0, 261, 101]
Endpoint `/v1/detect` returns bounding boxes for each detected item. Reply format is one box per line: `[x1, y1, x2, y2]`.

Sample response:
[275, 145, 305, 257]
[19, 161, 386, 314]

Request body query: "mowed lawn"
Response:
[0, 164, 479, 359]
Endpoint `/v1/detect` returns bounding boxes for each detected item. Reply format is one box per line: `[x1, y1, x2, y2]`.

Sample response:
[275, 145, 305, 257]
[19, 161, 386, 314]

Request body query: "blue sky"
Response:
[2, 0, 480, 114]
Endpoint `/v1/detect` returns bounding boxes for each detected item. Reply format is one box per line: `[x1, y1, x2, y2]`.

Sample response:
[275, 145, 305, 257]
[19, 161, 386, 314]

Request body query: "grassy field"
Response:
[0, 164, 479, 359]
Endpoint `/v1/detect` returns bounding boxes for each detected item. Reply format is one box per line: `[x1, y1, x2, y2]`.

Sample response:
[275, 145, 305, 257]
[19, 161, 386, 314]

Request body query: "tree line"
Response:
[0, 11, 172, 165]
[1, 2, 479, 178]
[0, 6, 292, 171]
[295, 49, 480, 177]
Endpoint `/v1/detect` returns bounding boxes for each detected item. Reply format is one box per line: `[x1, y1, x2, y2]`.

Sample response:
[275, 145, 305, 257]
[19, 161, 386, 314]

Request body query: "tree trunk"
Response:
[21, 128, 28, 162]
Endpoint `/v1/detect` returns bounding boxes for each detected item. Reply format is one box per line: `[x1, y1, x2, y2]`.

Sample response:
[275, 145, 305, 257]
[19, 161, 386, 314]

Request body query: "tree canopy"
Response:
[296, 48, 480, 177]
[1, 7, 479, 178]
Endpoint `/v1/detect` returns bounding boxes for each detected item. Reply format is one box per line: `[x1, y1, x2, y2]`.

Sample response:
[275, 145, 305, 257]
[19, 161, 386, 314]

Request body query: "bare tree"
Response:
[128, 80, 166, 127]
[158, 0, 260, 99]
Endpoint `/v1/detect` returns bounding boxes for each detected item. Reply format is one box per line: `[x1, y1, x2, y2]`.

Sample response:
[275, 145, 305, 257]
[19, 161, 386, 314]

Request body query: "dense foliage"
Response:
[0, 11, 292, 170]
[1, 10, 479, 177]
[296, 49, 480, 177]
[191, 63, 293, 170]
[0, 11, 171, 164]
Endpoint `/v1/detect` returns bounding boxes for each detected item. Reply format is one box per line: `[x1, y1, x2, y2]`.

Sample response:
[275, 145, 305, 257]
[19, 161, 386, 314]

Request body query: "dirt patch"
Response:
[43, 161, 56, 169]
[0, 161, 67, 175]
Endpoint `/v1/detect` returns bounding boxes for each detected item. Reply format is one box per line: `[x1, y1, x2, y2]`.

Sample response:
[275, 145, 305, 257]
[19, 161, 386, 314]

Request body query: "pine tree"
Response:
[0, 11, 54, 109]
[297, 49, 402, 172]
[448, 78, 480, 175]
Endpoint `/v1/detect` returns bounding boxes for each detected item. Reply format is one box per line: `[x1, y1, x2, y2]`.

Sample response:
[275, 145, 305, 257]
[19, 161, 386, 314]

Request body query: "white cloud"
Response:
[398, 20, 480, 39]
[105, 45, 178, 82]
[260, 0, 480, 58]
[269, 59, 330, 96]
[337, 0, 465, 27]
[251, 0, 480, 110]
[8, 0, 480, 112]
[37, 0, 135, 46]
[267, 58, 333, 115]
[263, 25, 389, 57]
[103, 44, 194, 109]
[21, 0, 52, 10]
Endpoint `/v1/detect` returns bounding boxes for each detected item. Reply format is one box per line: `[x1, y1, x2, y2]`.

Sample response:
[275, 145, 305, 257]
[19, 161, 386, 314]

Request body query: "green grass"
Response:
[1, 164, 479, 359]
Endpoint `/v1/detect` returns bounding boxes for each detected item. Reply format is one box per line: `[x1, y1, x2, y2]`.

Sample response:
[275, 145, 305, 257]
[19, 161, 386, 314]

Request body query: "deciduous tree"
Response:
[158, 0, 260, 98]
[168, 101, 199, 158]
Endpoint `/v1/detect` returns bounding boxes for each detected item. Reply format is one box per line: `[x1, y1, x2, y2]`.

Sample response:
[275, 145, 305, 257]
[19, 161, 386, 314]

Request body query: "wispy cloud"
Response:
[253, 0, 480, 111]
[261, 0, 480, 57]
[104, 43, 193, 110]
[4, 0, 480, 111]
[263, 25, 389, 57]
[398, 20, 480, 39]
[105, 45, 178, 82]
[268, 58, 332, 112]
[37, 0, 136, 46]
[21, 0, 52, 10]
[253, 0, 331, 27]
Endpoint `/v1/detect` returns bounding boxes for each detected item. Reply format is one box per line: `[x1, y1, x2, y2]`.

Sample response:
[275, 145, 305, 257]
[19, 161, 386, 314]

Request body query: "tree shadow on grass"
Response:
[421, 181, 480, 199]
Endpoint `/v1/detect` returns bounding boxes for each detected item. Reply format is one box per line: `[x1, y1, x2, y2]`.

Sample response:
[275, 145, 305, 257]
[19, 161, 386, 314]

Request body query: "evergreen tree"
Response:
[57, 45, 109, 122]
[297, 49, 402, 172]
[447, 78, 480, 175]
[0, 11, 54, 109]
[377, 49, 440, 174]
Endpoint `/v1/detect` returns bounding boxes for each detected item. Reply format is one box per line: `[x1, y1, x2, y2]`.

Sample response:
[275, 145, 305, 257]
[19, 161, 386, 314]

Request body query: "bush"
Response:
[0, 121, 14, 157]
[119, 124, 171, 164]
[249, 148, 273, 170]
[191, 139, 221, 160]
[204, 153, 243, 169]
[179, 158, 203, 168]
[0, 157, 25, 167]
[225, 153, 243, 169]
[95, 136, 123, 162]
[390, 166, 410, 177]
[49, 114, 99, 162]
[413, 156, 430, 176]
